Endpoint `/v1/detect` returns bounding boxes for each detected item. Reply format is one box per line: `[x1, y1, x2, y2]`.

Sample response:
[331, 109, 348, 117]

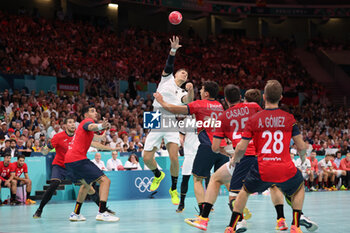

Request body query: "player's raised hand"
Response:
[170, 36, 182, 50]
[101, 117, 110, 129]
[185, 82, 193, 91]
[153, 92, 164, 103]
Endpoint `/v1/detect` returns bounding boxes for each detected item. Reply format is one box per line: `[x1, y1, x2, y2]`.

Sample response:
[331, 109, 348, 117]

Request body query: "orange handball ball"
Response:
[169, 11, 183, 25]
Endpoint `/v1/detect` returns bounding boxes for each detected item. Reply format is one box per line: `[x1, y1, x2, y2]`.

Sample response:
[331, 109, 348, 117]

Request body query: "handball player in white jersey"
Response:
[143, 36, 194, 205]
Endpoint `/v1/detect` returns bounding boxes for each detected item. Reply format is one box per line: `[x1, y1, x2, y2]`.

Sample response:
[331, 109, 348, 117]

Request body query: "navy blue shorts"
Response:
[229, 156, 257, 193]
[244, 161, 304, 197]
[192, 144, 229, 179]
[65, 159, 105, 184]
[51, 165, 77, 182]
[1, 180, 10, 187]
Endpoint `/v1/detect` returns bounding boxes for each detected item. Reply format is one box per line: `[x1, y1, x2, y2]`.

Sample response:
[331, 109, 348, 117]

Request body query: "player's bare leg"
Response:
[69, 181, 90, 221]
[95, 175, 119, 222]
[144, 147, 166, 192]
[167, 142, 180, 205]
[270, 186, 288, 231]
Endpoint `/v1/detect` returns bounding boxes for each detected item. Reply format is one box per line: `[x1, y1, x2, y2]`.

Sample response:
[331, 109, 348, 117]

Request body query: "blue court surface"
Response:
[0, 192, 349, 233]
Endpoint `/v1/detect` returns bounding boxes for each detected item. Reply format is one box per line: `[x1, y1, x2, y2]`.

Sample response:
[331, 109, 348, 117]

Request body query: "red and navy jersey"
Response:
[242, 108, 299, 183]
[50, 131, 74, 168]
[12, 162, 28, 177]
[0, 161, 15, 180]
[187, 99, 226, 146]
[65, 118, 95, 164]
[214, 102, 262, 156]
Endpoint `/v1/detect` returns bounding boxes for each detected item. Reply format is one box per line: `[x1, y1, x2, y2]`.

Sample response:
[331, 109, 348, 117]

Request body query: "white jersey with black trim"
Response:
[180, 116, 200, 155]
[153, 73, 186, 116]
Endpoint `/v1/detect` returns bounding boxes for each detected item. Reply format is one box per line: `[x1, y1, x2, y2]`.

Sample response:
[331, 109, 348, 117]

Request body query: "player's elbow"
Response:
[211, 144, 220, 153]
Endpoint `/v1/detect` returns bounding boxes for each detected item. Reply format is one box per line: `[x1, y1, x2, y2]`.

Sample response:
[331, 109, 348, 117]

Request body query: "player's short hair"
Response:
[264, 80, 282, 104]
[82, 106, 95, 116]
[3, 152, 11, 158]
[176, 68, 188, 74]
[64, 117, 75, 124]
[224, 84, 240, 104]
[245, 89, 261, 104]
[203, 81, 219, 99]
[17, 155, 25, 160]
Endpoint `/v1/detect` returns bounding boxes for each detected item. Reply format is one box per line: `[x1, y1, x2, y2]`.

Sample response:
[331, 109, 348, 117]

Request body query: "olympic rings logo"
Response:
[134, 177, 154, 193]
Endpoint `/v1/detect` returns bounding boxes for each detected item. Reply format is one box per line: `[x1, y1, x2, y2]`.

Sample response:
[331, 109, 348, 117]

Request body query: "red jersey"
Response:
[331, 161, 338, 170]
[187, 99, 226, 146]
[65, 118, 95, 163]
[242, 109, 298, 183]
[0, 161, 15, 181]
[214, 102, 262, 156]
[12, 162, 28, 177]
[340, 158, 350, 171]
[308, 157, 318, 172]
[50, 131, 74, 167]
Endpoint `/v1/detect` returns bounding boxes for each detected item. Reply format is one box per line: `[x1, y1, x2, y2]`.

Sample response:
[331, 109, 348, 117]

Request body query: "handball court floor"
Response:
[0, 192, 349, 233]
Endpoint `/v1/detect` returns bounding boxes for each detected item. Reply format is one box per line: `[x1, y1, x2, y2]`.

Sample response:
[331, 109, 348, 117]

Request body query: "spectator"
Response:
[1, 139, 11, 155]
[50, 124, 62, 139]
[5, 139, 19, 158]
[127, 141, 137, 153]
[106, 151, 123, 171]
[0, 122, 7, 137]
[22, 140, 34, 157]
[91, 152, 107, 171]
[6, 128, 15, 140]
[39, 133, 47, 147]
[11, 155, 36, 204]
[109, 134, 123, 149]
[32, 139, 42, 152]
[124, 154, 142, 170]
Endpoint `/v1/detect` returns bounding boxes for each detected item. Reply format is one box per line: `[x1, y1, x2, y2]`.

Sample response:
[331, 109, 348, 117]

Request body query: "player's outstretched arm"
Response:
[293, 134, 307, 163]
[153, 92, 189, 114]
[182, 82, 194, 104]
[233, 139, 249, 163]
[86, 118, 110, 132]
[162, 36, 182, 77]
[91, 141, 120, 151]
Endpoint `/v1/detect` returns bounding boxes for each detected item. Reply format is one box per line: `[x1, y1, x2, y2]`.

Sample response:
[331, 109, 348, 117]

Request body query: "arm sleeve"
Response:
[163, 54, 175, 75]
[292, 124, 300, 137]
[83, 121, 93, 131]
[0, 176, 6, 181]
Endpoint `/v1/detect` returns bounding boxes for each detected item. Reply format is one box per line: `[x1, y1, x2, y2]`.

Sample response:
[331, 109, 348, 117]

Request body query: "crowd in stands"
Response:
[0, 10, 349, 197]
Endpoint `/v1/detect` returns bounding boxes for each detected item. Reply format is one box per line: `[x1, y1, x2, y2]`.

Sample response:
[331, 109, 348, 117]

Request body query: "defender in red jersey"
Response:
[33, 117, 116, 219]
[64, 106, 119, 222]
[184, 86, 262, 231]
[11, 155, 36, 205]
[227, 80, 307, 233]
[154, 81, 229, 216]
[0, 153, 20, 205]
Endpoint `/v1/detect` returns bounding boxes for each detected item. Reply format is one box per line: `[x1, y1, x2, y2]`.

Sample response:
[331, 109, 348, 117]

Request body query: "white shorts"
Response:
[335, 170, 344, 178]
[182, 154, 195, 176]
[144, 130, 180, 151]
[226, 161, 235, 176]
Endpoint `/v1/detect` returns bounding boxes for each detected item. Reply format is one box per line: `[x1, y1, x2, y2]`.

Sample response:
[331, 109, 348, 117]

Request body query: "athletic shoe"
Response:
[340, 185, 347, 191]
[309, 187, 317, 192]
[150, 171, 165, 191]
[169, 188, 180, 205]
[276, 218, 288, 231]
[330, 186, 337, 191]
[25, 199, 36, 205]
[290, 225, 303, 233]
[184, 216, 209, 231]
[236, 219, 248, 232]
[69, 212, 86, 221]
[10, 199, 22, 205]
[300, 215, 318, 232]
[243, 207, 252, 220]
[33, 209, 42, 218]
[224, 226, 235, 233]
[176, 204, 185, 213]
[106, 207, 116, 215]
[96, 211, 120, 222]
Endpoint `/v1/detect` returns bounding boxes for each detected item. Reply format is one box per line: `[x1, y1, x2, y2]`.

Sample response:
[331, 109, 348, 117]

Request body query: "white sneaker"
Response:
[96, 211, 120, 222]
[300, 214, 318, 232]
[236, 219, 247, 233]
[69, 212, 86, 221]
